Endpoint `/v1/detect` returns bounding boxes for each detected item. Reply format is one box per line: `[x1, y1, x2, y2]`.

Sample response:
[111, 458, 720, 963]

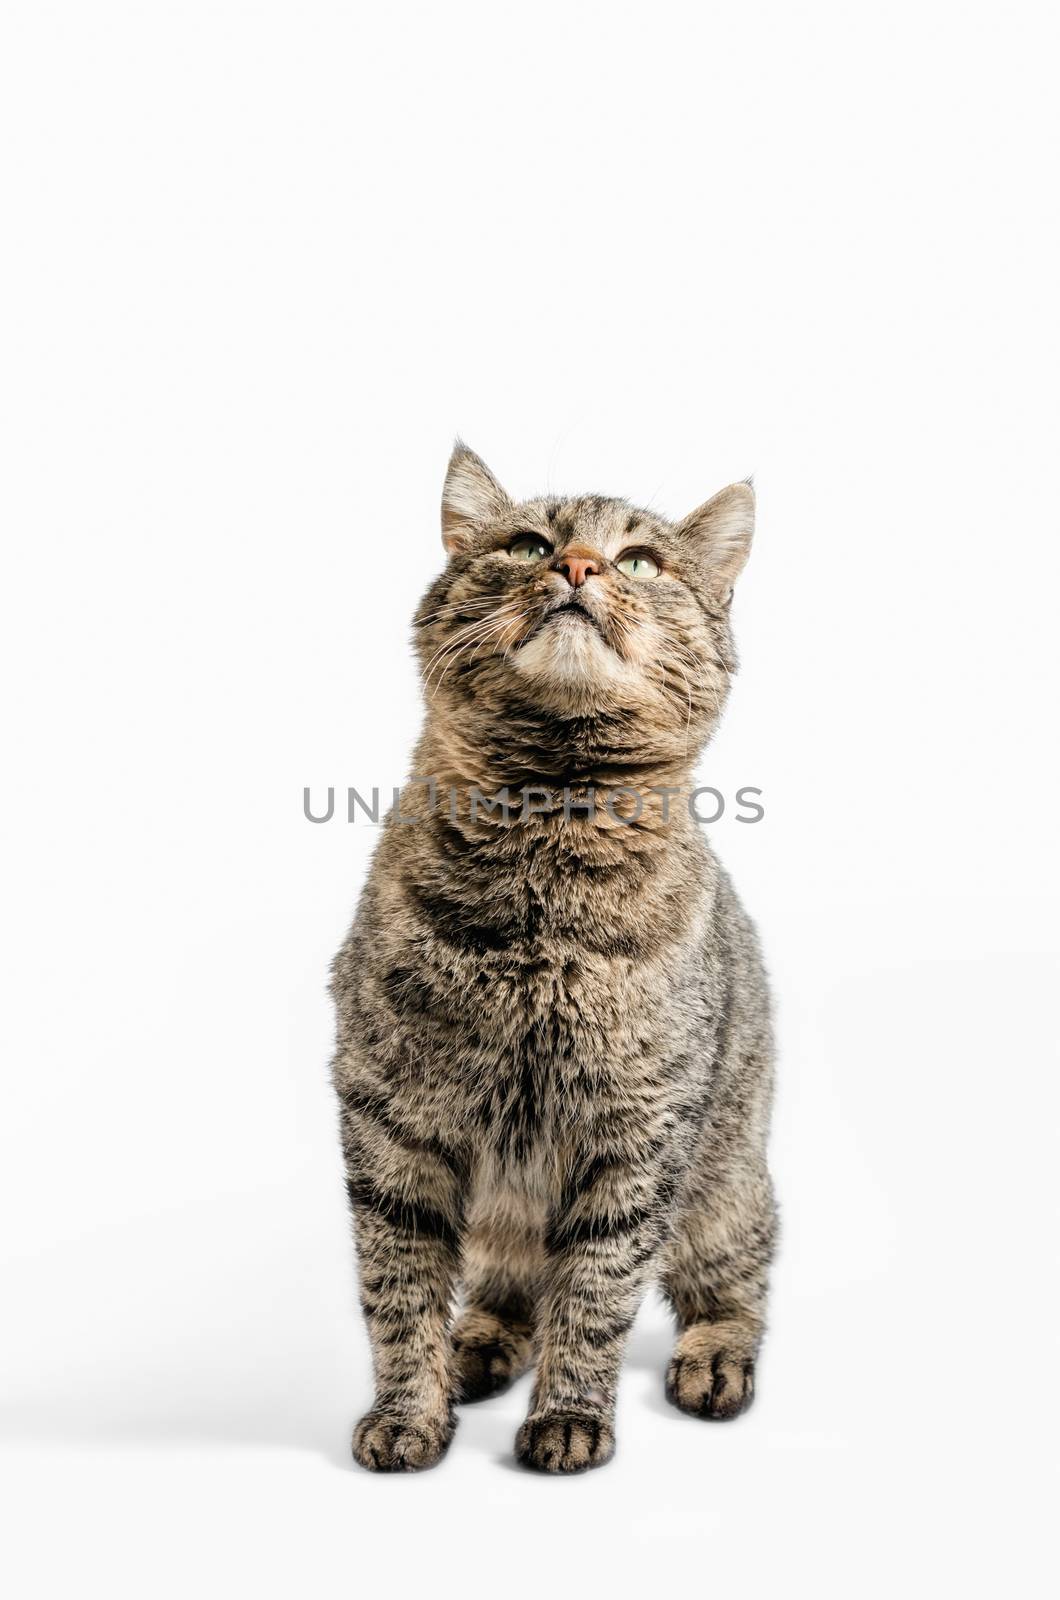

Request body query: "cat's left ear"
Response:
[675, 481, 755, 599]
[441, 440, 512, 554]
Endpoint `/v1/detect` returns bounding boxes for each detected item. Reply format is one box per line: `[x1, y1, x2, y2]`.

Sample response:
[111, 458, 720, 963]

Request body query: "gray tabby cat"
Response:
[330, 444, 776, 1473]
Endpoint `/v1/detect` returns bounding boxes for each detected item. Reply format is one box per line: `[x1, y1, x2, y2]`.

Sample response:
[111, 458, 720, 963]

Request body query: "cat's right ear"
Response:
[441, 441, 511, 554]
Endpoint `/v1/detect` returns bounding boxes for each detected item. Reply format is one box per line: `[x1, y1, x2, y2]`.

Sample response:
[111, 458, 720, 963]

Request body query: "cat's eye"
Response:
[616, 551, 660, 579]
[508, 535, 552, 563]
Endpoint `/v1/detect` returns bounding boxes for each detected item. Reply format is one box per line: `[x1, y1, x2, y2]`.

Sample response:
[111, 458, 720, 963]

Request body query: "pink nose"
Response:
[557, 553, 601, 588]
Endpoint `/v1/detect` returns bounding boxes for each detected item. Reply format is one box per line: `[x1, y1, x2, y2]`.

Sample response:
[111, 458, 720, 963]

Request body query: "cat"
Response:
[330, 443, 776, 1473]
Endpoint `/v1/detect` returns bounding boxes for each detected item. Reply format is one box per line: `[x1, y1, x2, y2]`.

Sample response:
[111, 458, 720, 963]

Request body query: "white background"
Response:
[1, 2, 1057, 1595]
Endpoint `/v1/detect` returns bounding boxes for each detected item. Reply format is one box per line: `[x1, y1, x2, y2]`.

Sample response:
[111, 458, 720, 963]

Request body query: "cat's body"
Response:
[330, 447, 776, 1472]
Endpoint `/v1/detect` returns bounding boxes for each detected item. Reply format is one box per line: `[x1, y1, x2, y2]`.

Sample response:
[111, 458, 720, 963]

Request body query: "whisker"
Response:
[421, 604, 518, 678]
[430, 612, 525, 695]
[422, 603, 526, 694]
[415, 594, 508, 627]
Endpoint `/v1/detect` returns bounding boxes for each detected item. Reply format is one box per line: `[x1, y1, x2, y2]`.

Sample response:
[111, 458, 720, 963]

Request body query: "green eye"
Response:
[508, 535, 551, 563]
[617, 551, 660, 579]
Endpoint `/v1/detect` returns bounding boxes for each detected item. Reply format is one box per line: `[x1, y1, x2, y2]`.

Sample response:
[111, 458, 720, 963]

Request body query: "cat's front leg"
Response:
[515, 1148, 674, 1474]
[341, 1094, 466, 1473]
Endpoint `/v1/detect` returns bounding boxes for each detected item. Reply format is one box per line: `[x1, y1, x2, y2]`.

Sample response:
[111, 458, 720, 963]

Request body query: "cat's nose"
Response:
[556, 551, 601, 588]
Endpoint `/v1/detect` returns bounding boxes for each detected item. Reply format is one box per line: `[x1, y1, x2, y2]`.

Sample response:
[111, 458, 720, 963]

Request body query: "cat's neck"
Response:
[411, 706, 702, 835]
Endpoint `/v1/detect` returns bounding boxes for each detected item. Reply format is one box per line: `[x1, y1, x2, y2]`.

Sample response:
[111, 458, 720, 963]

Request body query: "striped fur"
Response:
[331, 445, 776, 1473]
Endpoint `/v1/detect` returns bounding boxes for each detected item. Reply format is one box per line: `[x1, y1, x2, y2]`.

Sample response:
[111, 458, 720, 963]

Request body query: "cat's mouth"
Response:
[523, 595, 606, 643]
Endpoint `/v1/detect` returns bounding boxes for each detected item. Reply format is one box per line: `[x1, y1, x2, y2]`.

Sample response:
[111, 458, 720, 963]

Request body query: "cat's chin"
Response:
[512, 616, 641, 697]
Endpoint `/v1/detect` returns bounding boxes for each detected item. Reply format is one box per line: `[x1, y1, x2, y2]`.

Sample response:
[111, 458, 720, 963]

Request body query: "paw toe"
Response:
[515, 1412, 614, 1474]
[451, 1310, 532, 1403]
[352, 1410, 452, 1472]
[666, 1349, 755, 1420]
[453, 1337, 515, 1401]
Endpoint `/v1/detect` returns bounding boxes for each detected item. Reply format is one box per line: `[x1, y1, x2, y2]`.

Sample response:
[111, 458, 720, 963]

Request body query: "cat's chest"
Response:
[367, 823, 711, 1117]
[414, 886, 705, 1090]
[453, 951, 671, 1158]
[414, 827, 688, 966]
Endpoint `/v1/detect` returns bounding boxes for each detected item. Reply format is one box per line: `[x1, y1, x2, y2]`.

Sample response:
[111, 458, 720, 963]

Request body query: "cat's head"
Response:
[415, 443, 754, 756]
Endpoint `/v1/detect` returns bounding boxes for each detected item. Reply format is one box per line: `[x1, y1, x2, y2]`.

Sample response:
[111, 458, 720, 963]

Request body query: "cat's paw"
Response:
[351, 1409, 454, 1473]
[515, 1410, 615, 1474]
[665, 1323, 757, 1420]
[452, 1308, 533, 1403]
